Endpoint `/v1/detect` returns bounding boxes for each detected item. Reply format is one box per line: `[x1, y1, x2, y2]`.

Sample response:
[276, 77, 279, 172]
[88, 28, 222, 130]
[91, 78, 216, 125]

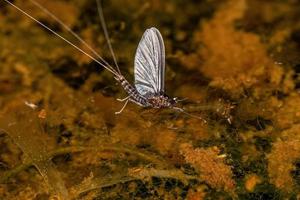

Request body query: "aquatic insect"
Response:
[3, 0, 204, 120]
[114, 27, 177, 113]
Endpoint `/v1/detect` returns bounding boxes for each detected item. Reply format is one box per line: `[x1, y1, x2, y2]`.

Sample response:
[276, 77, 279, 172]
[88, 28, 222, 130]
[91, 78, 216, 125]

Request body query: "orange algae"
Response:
[185, 118, 210, 141]
[244, 174, 262, 192]
[267, 124, 300, 192]
[152, 128, 177, 155]
[179, 0, 285, 98]
[186, 185, 207, 200]
[179, 143, 235, 194]
[272, 93, 300, 129]
[111, 110, 145, 145]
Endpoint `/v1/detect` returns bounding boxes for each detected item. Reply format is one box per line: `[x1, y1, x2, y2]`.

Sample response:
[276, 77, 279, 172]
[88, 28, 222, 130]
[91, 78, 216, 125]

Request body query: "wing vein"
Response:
[134, 27, 165, 96]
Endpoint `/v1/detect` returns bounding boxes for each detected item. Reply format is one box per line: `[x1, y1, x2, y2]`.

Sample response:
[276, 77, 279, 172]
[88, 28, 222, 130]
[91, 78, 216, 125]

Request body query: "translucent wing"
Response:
[134, 27, 165, 96]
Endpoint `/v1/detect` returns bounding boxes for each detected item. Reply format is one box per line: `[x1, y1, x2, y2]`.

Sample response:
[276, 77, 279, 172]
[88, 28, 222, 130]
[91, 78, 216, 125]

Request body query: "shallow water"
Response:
[0, 0, 300, 199]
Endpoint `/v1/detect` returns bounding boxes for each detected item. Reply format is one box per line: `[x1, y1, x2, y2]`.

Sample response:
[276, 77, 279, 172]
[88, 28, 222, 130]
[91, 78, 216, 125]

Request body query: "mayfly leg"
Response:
[117, 96, 131, 102]
[115, 99, 130, 114]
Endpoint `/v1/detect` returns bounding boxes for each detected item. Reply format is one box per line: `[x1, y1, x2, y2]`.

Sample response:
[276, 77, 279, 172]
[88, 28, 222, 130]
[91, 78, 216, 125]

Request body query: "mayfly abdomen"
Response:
[115, 75, 149, 106]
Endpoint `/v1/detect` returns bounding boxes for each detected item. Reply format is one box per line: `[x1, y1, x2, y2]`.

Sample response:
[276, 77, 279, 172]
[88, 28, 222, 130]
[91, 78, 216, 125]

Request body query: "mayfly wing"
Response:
[134, 27, 165, 96]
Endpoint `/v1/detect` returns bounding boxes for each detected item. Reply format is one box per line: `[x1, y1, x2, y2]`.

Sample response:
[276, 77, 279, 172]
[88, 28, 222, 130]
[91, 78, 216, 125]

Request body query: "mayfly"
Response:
[3, 0, 204, 120]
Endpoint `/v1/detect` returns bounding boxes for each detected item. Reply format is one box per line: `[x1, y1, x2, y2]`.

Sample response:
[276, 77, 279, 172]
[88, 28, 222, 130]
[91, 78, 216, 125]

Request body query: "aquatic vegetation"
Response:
[180, 0, 284, 99]
[0, 104, 69, 199]
[0, 105, 184, 198]
[180, 143, 236, 195]
[267, 125, 300, 193]
[271, 93, 300, 129]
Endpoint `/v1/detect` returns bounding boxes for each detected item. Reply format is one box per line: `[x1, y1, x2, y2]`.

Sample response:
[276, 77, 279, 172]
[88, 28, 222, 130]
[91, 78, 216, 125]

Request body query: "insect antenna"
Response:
[96, 0, 121, 75]
[3, 0, 119, 77]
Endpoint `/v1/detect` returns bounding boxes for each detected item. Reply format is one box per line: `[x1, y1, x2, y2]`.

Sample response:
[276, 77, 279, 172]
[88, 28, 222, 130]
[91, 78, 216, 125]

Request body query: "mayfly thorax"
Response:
[3, 0, 204, 120]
